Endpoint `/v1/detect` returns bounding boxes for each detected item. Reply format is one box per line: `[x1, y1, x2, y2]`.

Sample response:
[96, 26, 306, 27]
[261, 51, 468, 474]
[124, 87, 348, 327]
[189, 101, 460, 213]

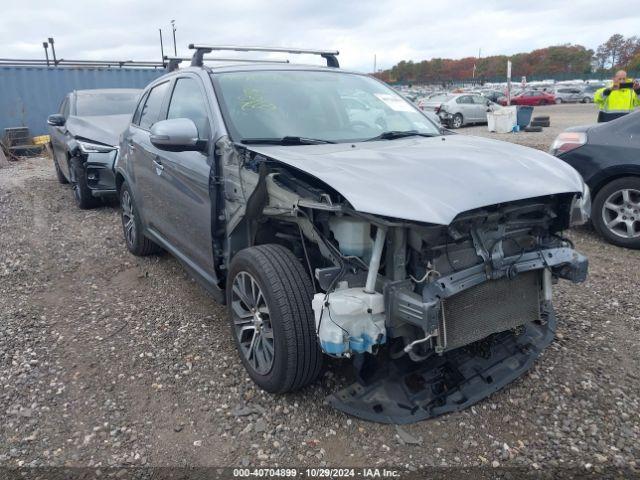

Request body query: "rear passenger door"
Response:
[154, 75, 215, 277]
[455, 95, 474, 122]
[470, 95, 489, 122]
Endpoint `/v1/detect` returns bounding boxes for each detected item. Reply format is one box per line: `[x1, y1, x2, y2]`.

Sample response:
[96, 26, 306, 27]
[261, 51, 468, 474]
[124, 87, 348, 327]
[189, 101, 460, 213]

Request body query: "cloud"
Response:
[1, 0, 639, 72]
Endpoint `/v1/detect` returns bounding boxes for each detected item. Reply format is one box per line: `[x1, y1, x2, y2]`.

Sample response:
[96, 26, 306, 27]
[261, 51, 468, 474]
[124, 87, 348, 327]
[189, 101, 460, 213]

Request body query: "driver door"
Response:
[50, 96, 71, 178]
[152, 75, 215, 278]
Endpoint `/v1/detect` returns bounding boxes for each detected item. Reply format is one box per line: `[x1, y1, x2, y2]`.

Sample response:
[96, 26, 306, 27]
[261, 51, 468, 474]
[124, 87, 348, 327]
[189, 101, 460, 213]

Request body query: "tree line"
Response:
[376, 34, 640, 83]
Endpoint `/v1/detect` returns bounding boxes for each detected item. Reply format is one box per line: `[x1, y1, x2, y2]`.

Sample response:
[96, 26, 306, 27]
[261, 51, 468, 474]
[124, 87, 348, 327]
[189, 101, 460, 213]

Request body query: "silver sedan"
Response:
[419, 93, 497, 128]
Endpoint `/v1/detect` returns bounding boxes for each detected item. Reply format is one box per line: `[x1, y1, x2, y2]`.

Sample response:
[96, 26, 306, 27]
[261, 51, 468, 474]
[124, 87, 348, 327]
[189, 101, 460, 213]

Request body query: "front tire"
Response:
[119, 182, 161, 256]
[451, 113, 463, 129]
[227, 244, 322, 393]
[70, 156, 99, 209]
[592, 177, 640, 249]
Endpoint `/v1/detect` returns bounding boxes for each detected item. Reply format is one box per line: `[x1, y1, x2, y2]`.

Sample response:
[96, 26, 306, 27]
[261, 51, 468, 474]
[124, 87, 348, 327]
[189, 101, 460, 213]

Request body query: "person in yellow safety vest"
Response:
[594, 70, 640, 122]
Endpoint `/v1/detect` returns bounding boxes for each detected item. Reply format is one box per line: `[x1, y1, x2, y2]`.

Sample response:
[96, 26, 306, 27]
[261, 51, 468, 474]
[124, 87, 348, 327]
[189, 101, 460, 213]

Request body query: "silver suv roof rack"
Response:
[164, 55, 290, 72]
[188, 45, 339, 68]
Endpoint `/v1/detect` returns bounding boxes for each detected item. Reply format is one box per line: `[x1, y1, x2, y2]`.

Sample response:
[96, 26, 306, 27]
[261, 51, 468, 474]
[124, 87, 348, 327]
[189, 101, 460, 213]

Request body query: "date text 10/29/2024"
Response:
[233, 468, 401, 478]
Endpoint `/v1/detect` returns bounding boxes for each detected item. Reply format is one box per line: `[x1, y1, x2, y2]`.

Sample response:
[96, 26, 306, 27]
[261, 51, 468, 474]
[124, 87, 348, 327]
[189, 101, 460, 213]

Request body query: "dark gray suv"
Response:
[115, 45, 589, 423]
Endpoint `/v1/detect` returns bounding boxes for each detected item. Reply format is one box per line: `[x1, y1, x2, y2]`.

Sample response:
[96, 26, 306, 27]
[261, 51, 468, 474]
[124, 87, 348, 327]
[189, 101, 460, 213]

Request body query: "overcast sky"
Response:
[2, 0, 639, 72]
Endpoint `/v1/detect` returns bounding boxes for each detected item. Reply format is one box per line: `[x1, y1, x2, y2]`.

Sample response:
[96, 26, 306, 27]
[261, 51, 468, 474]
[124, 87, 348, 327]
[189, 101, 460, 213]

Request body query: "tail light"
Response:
[550, 132, 587, 155]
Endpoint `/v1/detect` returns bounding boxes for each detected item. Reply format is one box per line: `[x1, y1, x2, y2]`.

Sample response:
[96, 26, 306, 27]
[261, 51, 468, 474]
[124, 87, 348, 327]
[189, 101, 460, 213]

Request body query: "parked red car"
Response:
[499, 90, 556, 106]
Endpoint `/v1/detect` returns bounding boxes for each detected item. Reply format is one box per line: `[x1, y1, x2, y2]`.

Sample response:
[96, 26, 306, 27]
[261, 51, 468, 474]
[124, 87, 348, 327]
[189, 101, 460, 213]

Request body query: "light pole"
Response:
[171, 20, 177, 56]
[43, 42, 50, 66]
[48, 37, 57, 66]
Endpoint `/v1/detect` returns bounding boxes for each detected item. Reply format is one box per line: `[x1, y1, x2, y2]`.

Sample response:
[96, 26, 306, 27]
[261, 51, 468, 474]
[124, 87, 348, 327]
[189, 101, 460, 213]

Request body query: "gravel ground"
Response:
[1, 103, 638, 475]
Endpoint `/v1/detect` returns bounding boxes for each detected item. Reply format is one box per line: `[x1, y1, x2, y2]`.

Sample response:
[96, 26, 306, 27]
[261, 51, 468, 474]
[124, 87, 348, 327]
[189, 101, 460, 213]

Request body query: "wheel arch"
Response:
[590, 168, 640, 199]
[115, 171, 126, 195]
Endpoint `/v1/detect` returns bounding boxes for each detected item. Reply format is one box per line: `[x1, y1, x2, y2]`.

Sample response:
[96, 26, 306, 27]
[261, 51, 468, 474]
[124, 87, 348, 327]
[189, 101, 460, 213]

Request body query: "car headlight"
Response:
[77, 140, 117, 154]
[570, 181, 591, 226]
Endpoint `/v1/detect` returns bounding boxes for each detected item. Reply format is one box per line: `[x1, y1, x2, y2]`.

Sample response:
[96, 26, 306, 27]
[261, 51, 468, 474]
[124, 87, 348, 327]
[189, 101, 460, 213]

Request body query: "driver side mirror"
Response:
[47, 114, 66, 127]
[150, 118, 207, 152]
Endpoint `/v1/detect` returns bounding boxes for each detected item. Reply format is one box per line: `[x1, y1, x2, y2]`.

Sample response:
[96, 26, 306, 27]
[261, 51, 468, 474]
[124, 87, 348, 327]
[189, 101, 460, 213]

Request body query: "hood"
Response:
[248, 135, 584, 225]
[65, 114, 130, 146]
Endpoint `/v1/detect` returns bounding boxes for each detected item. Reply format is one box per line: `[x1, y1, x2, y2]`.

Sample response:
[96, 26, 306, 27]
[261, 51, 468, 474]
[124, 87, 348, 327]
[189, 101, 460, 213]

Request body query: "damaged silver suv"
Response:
[115, 45, 589, 423]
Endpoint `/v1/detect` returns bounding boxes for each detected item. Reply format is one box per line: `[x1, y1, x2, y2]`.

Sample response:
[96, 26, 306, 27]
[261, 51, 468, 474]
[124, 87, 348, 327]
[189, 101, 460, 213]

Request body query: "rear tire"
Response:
[119, 181, 161, 256]
[592, 177, 640, 249]
[227, 244, 322, 393]
[555, 98, 562, 104]
[70, 156, 99, 209]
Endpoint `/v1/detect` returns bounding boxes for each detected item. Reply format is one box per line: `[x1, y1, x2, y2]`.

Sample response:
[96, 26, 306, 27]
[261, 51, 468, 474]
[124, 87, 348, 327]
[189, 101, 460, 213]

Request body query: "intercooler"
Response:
[439, 271, 541, 351]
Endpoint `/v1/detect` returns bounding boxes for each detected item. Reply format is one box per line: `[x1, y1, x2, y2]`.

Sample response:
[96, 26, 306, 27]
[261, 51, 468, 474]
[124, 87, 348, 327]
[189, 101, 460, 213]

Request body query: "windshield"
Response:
[76, 92, 140, 116]
[213, 70, 440, 143]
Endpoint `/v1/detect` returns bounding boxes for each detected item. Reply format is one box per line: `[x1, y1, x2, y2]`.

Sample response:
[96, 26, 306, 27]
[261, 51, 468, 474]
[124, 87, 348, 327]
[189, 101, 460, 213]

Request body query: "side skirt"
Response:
[146, 228, 225, 304]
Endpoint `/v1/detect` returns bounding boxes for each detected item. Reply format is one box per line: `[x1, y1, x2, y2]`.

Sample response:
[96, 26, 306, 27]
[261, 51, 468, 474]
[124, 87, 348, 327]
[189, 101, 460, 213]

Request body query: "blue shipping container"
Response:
[0, 66, 164, 136]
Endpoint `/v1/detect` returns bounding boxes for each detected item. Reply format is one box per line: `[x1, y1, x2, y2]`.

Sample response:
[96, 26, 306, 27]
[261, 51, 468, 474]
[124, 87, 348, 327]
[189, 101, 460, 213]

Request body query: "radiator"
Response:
[439, 271, 541, 351]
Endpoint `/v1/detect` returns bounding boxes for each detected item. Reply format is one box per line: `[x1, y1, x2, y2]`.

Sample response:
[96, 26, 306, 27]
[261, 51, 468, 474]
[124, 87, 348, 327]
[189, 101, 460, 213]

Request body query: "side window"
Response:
[132, 91, 149, 126]
[167, 77, 211, 138]
[472, 95, 487, 105]
[456, 96, 472, 104]
[138, 82, 170, 130]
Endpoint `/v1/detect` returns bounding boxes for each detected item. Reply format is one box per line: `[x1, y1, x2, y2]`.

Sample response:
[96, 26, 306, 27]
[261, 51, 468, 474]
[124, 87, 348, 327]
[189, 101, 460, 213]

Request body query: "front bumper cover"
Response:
[83, 150, 118, 196]
[329, 308, 555, 424]
[327, 246, 586, 423]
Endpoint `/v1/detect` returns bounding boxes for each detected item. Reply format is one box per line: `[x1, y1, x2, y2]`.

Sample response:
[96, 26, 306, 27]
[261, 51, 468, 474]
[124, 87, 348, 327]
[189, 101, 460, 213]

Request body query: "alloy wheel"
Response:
[452, 115, 463, 128]
[231, 271, 275, 375]
[121, 190, 137, 247]
[602, 188, 640, 239]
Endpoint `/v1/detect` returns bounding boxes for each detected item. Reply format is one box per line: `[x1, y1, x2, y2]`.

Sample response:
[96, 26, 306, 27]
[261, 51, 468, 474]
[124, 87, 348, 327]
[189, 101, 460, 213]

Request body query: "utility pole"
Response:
[159, 28, 165, 64]
[171, 20, 177, 56]
[48, 37, 57, 66]
[43, 42, 50, 66]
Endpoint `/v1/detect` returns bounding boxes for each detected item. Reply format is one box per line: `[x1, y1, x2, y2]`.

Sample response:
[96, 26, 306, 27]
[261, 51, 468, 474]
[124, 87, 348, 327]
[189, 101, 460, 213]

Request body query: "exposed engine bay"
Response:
[215, 136, 589, 423]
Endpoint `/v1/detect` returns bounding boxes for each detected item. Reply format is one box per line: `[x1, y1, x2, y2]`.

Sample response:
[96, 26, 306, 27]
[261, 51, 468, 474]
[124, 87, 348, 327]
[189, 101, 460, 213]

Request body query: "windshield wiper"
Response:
[241, 136, 335, 145]
[365, 130, 438, 141]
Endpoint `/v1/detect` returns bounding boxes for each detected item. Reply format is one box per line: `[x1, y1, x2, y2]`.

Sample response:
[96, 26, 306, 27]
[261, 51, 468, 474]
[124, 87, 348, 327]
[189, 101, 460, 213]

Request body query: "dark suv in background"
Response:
[114, 45, 588, 423]
[47, 89, 141, 208]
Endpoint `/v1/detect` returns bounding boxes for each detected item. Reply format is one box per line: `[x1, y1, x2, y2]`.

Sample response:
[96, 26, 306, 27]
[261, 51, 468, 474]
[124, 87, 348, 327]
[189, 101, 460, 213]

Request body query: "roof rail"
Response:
[188, 45, 339, 68]
[163, 55, 291, 72]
